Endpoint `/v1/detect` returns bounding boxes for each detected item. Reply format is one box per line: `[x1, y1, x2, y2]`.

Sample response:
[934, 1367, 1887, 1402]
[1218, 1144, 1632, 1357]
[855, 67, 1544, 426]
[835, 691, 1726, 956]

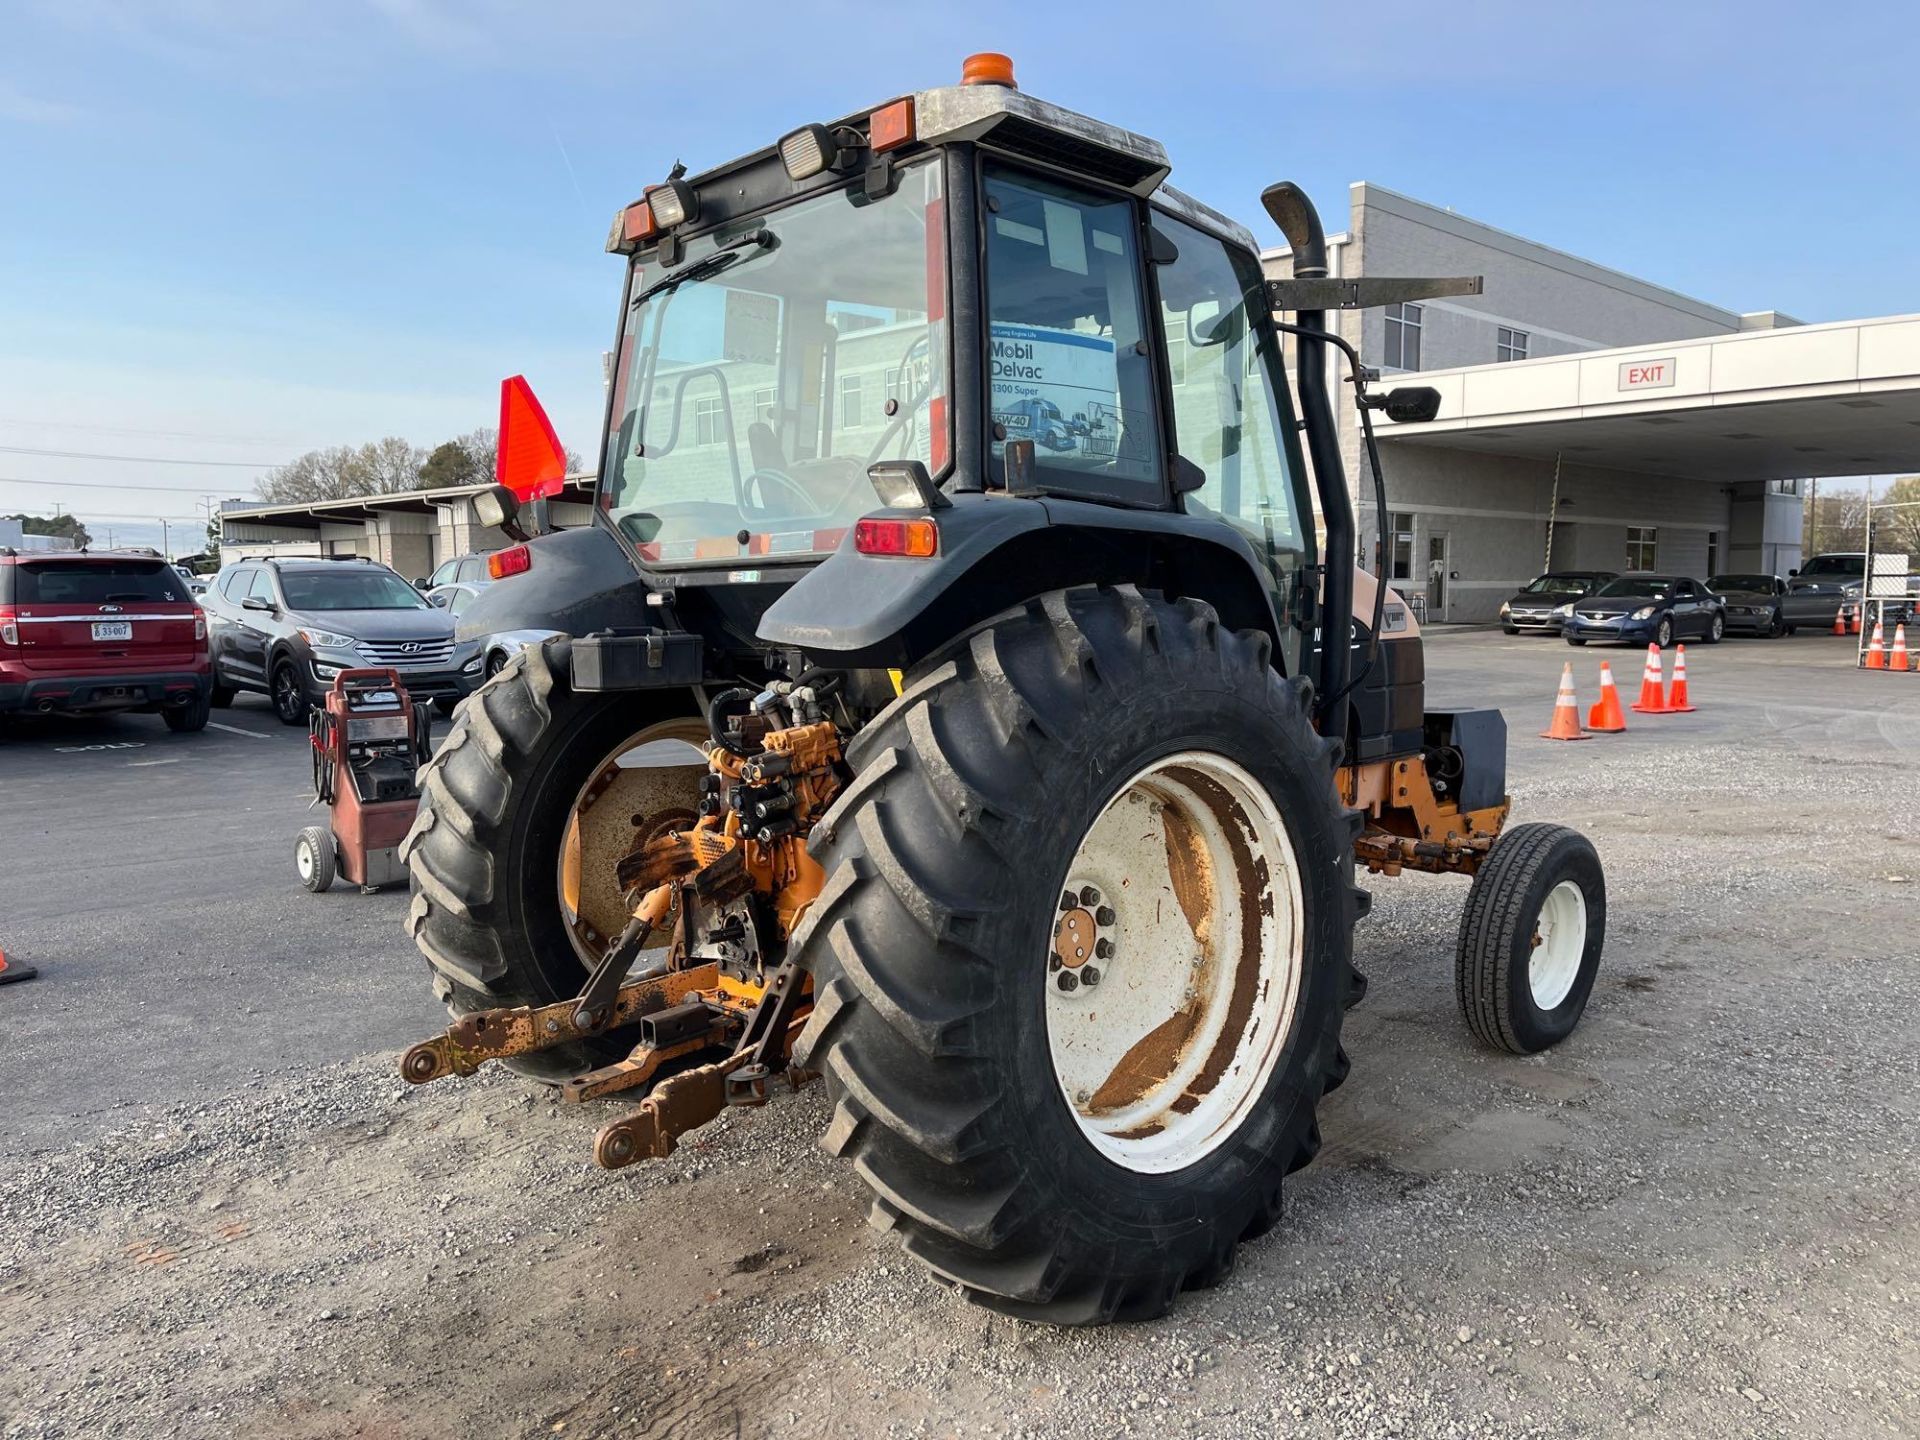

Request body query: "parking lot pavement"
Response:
[2, 632, 1916, 1440]
[0, 695, 428, 1151]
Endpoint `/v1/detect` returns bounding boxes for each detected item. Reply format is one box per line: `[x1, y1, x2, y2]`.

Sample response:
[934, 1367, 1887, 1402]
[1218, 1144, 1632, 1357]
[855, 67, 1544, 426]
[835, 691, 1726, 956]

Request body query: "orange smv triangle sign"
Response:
[496, 375, 568, 502]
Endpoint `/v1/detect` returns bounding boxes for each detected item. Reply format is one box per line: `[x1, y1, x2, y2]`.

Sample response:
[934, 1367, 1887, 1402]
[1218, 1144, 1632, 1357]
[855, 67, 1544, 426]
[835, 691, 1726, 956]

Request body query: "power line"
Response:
[0, 445, 283, 468]
[0, 416, 294, 445]
[0, 476, 233, 495]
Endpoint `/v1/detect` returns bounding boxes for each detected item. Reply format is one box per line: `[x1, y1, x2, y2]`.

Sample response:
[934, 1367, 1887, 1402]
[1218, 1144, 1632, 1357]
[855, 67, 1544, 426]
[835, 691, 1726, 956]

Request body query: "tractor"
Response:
[400, 53, 1608, 1325]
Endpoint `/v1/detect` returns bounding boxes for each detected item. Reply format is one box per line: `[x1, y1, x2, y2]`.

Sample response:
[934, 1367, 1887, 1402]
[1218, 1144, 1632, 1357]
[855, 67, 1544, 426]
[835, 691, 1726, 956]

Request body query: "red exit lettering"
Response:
[1618, 356, 1677, 391]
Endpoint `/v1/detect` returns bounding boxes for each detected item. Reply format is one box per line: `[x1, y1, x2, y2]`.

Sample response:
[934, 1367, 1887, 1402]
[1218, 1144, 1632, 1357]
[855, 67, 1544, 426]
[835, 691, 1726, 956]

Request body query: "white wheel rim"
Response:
[1528, 879, 1587, 1010]
[1044, 752, 1303, 1175]
[296, 839, 315, 880]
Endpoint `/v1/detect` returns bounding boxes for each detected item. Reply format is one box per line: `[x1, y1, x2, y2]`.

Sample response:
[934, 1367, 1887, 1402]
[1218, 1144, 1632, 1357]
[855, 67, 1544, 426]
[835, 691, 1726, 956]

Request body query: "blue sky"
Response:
[2, 0, 1917, 548]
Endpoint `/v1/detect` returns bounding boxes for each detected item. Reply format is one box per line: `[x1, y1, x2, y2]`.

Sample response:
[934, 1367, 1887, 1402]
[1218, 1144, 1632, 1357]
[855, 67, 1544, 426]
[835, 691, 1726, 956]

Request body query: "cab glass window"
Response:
[983, 164, 1161, 499]
[245, 570, 279, 604]
[1150, 212, 1312, 664]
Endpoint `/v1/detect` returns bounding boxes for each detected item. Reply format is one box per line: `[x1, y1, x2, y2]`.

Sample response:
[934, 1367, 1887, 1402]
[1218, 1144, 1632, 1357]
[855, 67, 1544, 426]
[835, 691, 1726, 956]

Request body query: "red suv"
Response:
[0, 550, 212, 731]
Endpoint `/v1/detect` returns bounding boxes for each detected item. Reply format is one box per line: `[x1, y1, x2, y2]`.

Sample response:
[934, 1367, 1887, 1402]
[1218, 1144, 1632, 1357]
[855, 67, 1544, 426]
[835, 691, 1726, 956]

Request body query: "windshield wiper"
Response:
[630, 229, 776, 308]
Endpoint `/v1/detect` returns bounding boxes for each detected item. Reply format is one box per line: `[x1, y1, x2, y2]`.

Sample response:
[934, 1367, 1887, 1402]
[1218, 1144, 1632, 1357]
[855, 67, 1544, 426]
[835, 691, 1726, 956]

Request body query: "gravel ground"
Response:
[2, 631, 1916, 1439]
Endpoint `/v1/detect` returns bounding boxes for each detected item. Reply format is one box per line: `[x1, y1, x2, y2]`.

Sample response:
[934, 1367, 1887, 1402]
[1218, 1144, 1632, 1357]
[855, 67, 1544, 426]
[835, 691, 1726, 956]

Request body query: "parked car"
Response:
[1707, 573, 1792, 636]
[201, 556, 481, 724]
[1498, 571, 1616, 634]
[1782, 553, 1866, 630]
[0, 549, 211, 730]
[428, 579, 561, 680]
[1561, 573, 1726, 648]
[418, 552, 496, 590]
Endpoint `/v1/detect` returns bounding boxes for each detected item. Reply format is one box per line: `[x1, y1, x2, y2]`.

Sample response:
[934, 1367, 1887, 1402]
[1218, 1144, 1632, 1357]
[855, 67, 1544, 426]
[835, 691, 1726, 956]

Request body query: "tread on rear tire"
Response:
[791, 585, 1366, 1325]
[400, 638, 704, 1081]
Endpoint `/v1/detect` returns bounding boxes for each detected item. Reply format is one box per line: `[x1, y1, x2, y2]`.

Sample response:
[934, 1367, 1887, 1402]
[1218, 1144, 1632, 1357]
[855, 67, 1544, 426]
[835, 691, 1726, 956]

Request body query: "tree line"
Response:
[1803, 477, 1920, 559]
[255, 429, 584, 505]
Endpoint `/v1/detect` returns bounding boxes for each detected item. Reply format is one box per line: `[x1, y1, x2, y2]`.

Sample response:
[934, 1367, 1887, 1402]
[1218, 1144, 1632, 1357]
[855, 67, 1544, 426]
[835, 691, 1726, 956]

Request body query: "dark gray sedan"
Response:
[1708, 573, 1791, 637]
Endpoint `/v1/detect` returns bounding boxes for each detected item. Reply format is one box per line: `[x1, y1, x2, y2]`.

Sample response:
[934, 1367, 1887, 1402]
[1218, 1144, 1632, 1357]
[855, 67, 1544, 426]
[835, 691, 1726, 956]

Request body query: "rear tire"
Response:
[1566, 637, 1586, 647]
[210, 682, 236, 709]
[296, 825, 336, 892]
[792, 586, 1364, 1325]
[164, 690, 211, 733]
[401, 639, 706, 1081]
[1456, 823, 1605, 1054]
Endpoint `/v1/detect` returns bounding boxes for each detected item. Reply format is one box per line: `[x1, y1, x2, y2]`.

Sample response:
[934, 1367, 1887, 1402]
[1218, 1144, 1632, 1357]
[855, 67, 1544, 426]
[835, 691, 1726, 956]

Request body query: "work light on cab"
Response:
[646, 178, 698, 230]
[778, 123, 857, 181]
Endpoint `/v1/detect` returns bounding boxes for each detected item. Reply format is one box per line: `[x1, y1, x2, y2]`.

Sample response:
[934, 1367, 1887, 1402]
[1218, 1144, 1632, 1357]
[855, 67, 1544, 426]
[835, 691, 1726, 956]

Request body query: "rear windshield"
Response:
[279, 569, 428, 612]
[11, 560, 189, 605]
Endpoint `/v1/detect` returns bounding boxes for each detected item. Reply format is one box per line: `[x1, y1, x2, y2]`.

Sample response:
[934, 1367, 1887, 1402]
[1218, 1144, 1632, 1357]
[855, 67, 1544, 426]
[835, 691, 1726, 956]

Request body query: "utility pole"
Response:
[160, 518, 171, 561]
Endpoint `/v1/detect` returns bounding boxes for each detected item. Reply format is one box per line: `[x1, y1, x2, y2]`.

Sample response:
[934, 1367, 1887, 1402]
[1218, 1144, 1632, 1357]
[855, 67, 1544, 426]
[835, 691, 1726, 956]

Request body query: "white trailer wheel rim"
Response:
[296, 838, 315, 881]
[1528, 879, 1587, 1010]
[1044, 752, 1304, 1176]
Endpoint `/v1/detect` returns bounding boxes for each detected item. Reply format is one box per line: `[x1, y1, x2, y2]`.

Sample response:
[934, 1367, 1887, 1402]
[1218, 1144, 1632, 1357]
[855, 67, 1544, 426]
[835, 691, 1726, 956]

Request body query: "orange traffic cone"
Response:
[1851, 608, 1863, 636]
[1541, 663, 1590, 741]
[1833, 607, 1849, 637]
[1667, 645, 1697, 712]
[1630, 644, 1669, 714]
[0, 946, 36, 985]
[1893, 625, 1911, 672]
[1865, 619, 1887, 669]
[1587, 661, 1628, 732]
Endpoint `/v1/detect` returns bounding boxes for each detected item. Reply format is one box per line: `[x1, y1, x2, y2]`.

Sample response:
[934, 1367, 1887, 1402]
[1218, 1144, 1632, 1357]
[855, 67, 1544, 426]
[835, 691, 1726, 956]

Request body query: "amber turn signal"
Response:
[854, 517, 938, 558]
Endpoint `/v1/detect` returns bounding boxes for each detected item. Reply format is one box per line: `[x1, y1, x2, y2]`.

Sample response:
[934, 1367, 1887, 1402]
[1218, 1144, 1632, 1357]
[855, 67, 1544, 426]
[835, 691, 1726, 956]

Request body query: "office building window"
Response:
[694, 396, 724, 446]
[840, 374, 863, 429]
[1389, 511, 1415, 581]
[1497, 327, 1529, 362]
[1768, 478, 1803, 496]
[1383, 303, 1422, 370]
[883, 368, 903, 407]
[1626, 526, 1657, 570]
[753, 388, 775, 427]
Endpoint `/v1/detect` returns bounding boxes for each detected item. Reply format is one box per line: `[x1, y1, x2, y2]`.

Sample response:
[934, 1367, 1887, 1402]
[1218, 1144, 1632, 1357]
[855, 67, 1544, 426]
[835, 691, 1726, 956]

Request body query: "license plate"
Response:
[347, 715, 409, 742]
[91, 621, 133, 642]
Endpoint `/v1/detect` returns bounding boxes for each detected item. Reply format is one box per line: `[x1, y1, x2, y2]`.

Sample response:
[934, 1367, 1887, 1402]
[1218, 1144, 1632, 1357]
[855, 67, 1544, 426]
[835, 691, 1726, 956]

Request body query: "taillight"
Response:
[193, 608, 206, 642]
[488, 545, 532, 579]
[0, 607, 16, 648]
[854, 518, 938, 558]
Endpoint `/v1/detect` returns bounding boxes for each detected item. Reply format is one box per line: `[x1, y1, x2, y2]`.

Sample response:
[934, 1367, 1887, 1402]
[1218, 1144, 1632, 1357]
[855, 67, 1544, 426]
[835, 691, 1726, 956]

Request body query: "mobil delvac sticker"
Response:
[989, 324, 1121, 458]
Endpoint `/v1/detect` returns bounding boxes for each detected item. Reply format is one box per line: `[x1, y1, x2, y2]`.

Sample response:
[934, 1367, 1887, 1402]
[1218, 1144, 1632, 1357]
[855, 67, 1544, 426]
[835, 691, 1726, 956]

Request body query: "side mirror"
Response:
[1186, 298, 1235, 347]
[1171, 454, 1208, 495]
[1383, 386, 1443, 424]
[413, 577, 430, 590]
[428, 592, 449, 607]
[241, 595, 274, 614]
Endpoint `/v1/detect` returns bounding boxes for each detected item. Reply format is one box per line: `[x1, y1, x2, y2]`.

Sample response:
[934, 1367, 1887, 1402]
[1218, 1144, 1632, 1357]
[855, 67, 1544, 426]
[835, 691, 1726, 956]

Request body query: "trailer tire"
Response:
[401, 638, 706, 1082]
[1455, 822, 1605, 1054]
[792, 585, 1363, 1325]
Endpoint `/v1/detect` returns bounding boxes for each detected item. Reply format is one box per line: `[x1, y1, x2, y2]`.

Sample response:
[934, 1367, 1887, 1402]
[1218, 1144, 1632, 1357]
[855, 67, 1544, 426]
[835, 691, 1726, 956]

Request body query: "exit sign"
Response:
[1618, 358, 1676, 391]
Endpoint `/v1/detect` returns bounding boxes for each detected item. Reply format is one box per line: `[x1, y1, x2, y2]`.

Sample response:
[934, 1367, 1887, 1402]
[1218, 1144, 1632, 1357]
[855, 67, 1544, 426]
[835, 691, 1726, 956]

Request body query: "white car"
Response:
[427, 580, 561, 679]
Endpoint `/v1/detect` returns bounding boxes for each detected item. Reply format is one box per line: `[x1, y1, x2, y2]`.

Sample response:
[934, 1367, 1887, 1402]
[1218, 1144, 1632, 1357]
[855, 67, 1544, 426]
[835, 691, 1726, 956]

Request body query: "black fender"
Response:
[756, 493, 1286, 670]
[454, 525, 651, 645]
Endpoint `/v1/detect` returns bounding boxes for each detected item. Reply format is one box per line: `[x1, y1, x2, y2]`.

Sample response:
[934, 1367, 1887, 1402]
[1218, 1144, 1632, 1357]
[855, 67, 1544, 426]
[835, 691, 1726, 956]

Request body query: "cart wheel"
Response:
[296, 826, 337, 893]
[1456, 823, 1605, 1054]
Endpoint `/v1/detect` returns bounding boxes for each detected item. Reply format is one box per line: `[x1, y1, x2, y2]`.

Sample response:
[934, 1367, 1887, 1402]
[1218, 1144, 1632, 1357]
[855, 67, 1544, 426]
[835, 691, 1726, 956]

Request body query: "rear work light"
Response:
[647, 178, 698, 230]
[854, 517, 938, 558]
[488, 545, 532, 579]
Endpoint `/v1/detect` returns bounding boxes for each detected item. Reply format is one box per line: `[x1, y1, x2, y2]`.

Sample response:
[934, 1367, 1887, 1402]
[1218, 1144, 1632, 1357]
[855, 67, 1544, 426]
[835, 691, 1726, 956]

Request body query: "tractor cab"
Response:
[561, 54, 1318, 678]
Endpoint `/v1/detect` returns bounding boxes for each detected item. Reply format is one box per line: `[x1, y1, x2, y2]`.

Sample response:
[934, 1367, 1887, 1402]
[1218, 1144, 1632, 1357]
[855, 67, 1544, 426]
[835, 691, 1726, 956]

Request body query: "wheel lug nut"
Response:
[1079, 885, 1101, 907]
[1056, 971, 1080, 993]
[1095, 938, 1114, 959]
[1094, 906, 1116, 927]
[1049, 953, 1062, 972]
[1059, 891, 1077, 912]
[1082, 966, 1101, 987]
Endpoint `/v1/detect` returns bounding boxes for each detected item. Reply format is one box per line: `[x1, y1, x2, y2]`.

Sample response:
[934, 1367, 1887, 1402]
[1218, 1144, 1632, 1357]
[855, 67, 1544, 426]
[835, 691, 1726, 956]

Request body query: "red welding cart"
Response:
[297, 669, 432, 893]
